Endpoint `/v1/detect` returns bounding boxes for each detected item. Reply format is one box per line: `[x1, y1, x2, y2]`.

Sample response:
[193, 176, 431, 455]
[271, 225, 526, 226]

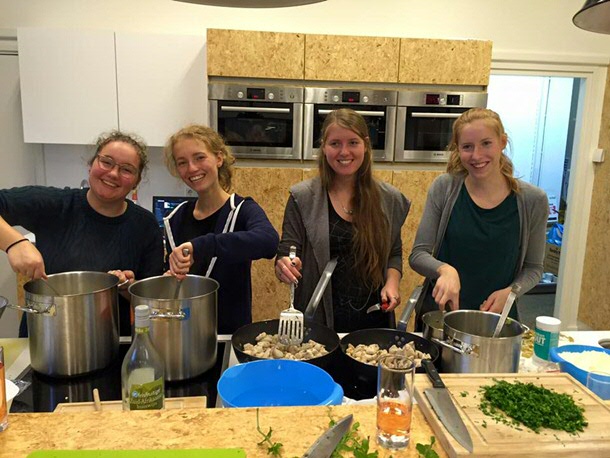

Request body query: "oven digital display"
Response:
[447, 94, 461, 106]
[342, 91, 360, 103]
[425, 94, 441, 105]
[247, 88, 266, 100]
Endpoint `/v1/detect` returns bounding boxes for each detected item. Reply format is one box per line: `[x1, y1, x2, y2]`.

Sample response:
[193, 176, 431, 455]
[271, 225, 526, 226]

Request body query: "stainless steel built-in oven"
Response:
[303, 87, 397, 162]
[209, 83, 304, 160]
[394, 91, 488, 162]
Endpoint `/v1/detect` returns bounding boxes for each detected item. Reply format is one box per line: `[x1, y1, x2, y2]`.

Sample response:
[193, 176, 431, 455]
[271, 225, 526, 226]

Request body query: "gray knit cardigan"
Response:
[408, 173, 549, 311]
[278, 176, 410, 330]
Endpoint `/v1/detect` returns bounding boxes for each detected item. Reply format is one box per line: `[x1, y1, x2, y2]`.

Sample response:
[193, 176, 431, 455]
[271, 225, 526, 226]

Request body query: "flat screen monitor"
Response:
[152, 196, 197, 230]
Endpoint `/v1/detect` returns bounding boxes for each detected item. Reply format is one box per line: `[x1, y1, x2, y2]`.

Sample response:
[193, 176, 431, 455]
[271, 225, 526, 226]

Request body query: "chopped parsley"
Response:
[479, 379, 588, 434]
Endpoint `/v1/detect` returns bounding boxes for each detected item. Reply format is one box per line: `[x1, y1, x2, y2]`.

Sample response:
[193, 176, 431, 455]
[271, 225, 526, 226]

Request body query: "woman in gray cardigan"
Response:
[409, 108, 548, 329]
[276, 109, 410, 332]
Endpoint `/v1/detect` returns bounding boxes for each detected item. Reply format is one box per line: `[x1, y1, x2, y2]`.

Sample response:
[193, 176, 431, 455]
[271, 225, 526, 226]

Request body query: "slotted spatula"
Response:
[278, 245, 303, 345]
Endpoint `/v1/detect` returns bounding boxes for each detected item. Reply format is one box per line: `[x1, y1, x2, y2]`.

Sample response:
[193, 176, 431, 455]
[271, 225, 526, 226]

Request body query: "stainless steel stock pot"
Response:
[436, 310, 527, 373]
[15, 271, 121, 377]
[128, 274, 219, 381]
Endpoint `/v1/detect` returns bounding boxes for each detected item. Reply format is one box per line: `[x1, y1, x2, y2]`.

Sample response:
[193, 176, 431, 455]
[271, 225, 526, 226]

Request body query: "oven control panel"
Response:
[208, 83, 304, 103]
[305, 87, 398, 106]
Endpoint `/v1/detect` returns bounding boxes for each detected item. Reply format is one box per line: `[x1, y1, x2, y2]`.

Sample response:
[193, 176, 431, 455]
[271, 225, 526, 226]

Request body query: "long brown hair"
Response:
[163, 124, 236, 192]
[446, 108, 520, 193]
[318, 108, 390, 287]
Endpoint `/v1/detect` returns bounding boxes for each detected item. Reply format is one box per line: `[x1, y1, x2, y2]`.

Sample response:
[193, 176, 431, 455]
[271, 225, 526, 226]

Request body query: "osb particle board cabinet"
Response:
[207, 29, 305, 80]
[304, 34, 400, 83]
[399, 38, 492, 86]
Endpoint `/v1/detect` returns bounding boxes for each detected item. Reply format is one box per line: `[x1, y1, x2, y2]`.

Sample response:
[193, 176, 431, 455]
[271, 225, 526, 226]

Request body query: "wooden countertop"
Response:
[0, 405, 447, 458]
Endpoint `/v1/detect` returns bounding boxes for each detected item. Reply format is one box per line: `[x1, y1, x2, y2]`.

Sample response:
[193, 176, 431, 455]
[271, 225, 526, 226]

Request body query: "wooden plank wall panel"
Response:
[578, 68, 610, 330]
[399, 38, 492, 86]
[305, 34, 400, 83]
[207, 29, 305, 80]
[232, 167, 303, 321]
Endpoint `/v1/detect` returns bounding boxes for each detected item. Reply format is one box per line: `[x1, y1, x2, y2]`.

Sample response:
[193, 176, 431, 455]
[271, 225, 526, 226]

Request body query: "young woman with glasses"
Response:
[0, 131, 164, 336]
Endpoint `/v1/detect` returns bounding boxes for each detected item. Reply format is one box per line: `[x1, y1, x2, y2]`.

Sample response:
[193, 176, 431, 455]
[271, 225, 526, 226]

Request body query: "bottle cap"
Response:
[536, 316, 561, 332]
[135, 304, 150, 318]
[134, 304, 150, 328]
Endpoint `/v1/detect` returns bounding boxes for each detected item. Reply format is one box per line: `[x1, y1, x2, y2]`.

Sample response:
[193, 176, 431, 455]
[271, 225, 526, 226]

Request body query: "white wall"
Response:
[0, 55, 43, 337]
[1, 0, 610, 59]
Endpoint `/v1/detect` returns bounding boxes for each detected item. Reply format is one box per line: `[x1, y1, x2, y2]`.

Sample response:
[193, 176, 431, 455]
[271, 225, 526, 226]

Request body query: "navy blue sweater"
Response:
[0, 186, 164, 335]
[166, 195, 279, 334]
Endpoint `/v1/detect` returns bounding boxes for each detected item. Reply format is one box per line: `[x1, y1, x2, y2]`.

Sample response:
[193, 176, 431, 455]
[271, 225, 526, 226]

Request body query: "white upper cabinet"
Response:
[18, 28, 118, 144]
[115, 32, 207, 146]
[18, 28, 207, 147]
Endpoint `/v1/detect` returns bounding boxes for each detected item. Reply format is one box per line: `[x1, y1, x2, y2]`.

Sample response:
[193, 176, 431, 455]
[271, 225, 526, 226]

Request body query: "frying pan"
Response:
[231, 319, 340, 375]
[339, 328, 440, 400]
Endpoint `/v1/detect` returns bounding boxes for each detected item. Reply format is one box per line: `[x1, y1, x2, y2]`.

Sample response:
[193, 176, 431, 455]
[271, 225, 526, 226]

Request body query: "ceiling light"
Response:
[174, 0, 325, 7]
[573, 0, 610, 34]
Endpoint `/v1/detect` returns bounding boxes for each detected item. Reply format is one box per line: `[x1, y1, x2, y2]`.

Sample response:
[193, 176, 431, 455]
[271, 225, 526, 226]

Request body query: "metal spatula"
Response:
[278, 246, 303, 345]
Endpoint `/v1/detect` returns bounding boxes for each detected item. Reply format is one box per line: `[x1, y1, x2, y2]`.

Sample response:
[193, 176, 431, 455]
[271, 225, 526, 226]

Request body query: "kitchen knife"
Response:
[302, 414, 353, 458]
[422, 360, 473, 453]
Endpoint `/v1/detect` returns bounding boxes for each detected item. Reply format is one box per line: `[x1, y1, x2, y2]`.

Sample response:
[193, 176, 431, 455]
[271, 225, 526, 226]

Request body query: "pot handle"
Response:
[149, 307, 188, 320]
[431, 336, 479, 357]
[7, 298, 56, 316]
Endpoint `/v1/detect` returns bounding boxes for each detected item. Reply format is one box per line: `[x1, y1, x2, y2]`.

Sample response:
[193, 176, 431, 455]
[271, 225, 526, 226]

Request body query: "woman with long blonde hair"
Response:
[163, 124, 279, 334]
[409, 108, 549, 329]
[276, 109, 410, 331]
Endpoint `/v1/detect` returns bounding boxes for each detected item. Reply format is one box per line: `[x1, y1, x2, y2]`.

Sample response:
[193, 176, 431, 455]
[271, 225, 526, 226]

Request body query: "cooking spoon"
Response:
[40, 278, 62, 296]
[173, 248, 190, 299]
[492, 283, 522, 338]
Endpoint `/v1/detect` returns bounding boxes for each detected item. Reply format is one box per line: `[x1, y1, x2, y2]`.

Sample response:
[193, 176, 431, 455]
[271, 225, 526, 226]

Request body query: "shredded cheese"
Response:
[560, 350, 610, 372]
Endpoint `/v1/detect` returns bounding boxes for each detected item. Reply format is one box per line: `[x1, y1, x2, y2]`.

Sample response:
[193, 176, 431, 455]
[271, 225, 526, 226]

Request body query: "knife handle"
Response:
[422, 359, 445, 389]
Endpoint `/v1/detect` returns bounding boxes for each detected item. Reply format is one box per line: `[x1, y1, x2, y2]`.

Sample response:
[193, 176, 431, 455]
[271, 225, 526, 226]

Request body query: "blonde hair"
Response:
[163, 124, 236, 192]
[318, 108, 390, 288]
[446, 108, 519, 193]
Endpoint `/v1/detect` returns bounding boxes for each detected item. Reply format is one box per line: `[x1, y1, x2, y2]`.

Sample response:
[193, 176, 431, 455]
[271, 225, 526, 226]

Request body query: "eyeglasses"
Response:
[96, 155, 139, 178]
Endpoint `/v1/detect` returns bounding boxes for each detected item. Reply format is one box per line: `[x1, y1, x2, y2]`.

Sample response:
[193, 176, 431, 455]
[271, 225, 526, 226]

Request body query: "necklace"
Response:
[330, 189, 353, 215]
[340, 203, 353, 215]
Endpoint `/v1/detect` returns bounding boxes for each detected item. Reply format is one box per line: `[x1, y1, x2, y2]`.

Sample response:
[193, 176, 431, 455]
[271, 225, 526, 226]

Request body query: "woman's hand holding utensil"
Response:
[169, 243, 193, 280]
[275, 254, 301, 285]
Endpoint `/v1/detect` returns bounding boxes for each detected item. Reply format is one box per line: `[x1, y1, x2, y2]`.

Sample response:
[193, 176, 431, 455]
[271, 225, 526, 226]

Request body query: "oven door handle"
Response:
[410, 112, 462, 119]
[318, 109, 385, 117]
[220, 106, 291, 114]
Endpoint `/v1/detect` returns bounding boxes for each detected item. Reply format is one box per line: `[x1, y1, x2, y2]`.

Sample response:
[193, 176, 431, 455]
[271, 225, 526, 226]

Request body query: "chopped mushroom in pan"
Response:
[242, 332, 329, 361]
[346, 341, 431, 367]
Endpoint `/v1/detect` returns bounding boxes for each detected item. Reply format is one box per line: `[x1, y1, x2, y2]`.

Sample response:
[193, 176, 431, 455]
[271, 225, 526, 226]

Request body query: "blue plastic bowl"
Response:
[217, 359, 344, 408]
[549, 344, 610, 385]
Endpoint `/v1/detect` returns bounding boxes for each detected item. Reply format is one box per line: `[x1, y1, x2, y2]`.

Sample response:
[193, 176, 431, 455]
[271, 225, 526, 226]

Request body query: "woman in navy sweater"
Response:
[163, 125, 279, 334]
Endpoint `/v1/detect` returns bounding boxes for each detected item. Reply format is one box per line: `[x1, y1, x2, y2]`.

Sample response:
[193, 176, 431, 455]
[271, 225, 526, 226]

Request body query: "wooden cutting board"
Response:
[414, 373, 610, 457]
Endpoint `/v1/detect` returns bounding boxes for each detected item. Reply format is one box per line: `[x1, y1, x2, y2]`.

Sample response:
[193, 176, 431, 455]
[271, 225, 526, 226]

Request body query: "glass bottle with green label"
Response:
[121, 304, 165, 411]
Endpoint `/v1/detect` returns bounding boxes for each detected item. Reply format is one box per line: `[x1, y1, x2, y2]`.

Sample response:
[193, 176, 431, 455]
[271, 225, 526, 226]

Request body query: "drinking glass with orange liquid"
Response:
[1, 346, 8, 432]
[376, 354, 415, 449]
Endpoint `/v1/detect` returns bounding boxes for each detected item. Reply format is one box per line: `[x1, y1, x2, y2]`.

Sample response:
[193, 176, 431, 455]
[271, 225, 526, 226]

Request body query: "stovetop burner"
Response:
[10, 342, 226, 413]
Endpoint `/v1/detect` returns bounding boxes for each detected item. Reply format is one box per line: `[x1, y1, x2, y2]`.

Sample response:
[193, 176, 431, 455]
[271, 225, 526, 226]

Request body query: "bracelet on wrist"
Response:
[5, 238, 29, 253]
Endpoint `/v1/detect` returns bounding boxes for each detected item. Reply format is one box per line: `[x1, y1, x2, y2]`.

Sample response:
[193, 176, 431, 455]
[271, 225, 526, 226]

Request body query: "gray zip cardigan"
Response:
[278, 177, 410, 330]
[408, 173, 549, 312]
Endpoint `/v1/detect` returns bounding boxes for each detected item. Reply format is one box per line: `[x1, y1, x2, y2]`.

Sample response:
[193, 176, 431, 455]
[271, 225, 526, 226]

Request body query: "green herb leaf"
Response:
[479, 379, 588, 434]
[255, 408, 284, 457]
[416, 436, 440, 458]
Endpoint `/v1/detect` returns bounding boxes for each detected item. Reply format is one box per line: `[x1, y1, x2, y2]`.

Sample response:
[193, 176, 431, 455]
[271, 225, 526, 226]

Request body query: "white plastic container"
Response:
[534, 316, 561, 362]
